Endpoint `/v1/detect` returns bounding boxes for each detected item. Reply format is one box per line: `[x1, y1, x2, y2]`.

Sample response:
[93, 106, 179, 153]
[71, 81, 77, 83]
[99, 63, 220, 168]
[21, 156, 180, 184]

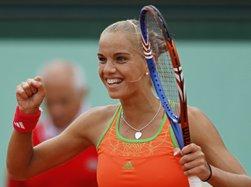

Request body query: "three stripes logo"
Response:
[123, 161, 134, 170]
[13, 121, 26, 130]
[141, 36, 153, 60]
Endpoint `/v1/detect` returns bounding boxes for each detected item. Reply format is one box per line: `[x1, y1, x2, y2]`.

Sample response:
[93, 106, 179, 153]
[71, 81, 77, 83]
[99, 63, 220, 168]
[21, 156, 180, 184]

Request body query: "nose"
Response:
[103, 60, 117, 74]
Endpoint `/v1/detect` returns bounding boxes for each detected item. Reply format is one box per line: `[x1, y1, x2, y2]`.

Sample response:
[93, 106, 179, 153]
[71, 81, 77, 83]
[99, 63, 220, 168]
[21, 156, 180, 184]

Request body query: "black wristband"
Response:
[202, 163, 212, 182]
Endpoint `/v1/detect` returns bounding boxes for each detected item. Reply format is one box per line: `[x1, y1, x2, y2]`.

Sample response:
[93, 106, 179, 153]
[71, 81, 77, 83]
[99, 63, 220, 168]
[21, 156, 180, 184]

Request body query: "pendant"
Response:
[135, 131, 142, 139]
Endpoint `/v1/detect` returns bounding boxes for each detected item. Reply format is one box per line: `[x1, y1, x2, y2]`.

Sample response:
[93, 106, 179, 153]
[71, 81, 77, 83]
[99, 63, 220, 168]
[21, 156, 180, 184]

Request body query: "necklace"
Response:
[121, 102, 161, 139]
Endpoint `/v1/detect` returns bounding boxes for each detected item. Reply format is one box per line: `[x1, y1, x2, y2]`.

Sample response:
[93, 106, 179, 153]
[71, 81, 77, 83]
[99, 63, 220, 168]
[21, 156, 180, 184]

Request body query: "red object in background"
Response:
[7, 123, 98, 187]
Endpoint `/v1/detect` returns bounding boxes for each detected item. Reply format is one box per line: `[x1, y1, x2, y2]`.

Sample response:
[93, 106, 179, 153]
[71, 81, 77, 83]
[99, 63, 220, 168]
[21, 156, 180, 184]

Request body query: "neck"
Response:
[120, 92, 161, 129]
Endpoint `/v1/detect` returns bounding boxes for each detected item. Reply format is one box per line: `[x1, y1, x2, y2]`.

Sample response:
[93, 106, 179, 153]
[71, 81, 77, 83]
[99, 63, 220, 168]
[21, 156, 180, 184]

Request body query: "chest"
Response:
[97, 153, 189, 187]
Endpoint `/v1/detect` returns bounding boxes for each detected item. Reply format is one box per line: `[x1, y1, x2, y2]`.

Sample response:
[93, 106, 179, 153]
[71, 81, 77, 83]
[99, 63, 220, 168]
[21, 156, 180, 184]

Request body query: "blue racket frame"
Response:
[139, 6, 184, 148]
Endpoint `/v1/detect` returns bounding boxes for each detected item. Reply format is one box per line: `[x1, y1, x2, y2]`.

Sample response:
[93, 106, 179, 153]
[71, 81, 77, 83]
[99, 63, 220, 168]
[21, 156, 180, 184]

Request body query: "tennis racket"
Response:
[139, 5, 202, 187]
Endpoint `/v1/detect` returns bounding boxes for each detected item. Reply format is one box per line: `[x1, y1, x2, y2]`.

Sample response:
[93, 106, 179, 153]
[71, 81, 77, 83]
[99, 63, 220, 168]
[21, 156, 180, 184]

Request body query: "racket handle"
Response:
[188, 176, 203, 187]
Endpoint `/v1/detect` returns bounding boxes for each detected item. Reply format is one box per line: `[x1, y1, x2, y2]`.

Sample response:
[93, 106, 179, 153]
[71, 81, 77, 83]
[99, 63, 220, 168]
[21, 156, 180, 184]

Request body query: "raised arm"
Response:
[7, 77, 91, 180]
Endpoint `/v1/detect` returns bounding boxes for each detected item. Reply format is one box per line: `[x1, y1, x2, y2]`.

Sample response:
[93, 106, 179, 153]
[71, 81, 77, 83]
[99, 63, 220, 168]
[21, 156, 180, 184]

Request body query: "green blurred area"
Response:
[1, 1, 251, 186]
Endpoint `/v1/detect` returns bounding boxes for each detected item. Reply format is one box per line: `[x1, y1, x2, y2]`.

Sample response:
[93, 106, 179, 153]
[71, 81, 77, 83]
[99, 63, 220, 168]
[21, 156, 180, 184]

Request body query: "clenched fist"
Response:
[16, 76, 46, 114]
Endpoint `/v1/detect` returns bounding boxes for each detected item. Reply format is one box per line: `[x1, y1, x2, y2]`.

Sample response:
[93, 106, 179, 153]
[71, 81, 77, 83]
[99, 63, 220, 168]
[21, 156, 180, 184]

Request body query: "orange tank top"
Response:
[96, 106, 189, 187]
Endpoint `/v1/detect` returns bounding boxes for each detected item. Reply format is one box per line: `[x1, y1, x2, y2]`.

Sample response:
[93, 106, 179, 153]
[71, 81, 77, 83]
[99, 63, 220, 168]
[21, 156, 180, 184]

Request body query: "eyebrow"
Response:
[114, 52, 130, 56]
[97, 52, 130, 56]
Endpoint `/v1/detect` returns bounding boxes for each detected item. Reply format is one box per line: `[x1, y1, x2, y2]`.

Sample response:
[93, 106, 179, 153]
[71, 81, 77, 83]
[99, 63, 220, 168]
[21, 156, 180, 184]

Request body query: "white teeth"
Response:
[107, 78, 122, 84]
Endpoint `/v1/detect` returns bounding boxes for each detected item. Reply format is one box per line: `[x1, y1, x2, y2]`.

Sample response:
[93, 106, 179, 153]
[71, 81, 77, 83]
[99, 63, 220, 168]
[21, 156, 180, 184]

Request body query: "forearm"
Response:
[7, 131, 33, 180]
[208, 166, 251, 187]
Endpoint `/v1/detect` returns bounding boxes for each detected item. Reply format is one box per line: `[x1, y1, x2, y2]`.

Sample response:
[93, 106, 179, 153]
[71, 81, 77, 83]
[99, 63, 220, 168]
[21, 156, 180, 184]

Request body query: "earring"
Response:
[146, 72, 149, 75]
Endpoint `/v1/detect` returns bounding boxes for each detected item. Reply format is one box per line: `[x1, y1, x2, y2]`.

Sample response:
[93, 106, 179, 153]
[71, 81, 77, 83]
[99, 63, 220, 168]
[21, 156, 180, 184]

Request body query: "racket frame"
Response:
[139, 5, 190, 148]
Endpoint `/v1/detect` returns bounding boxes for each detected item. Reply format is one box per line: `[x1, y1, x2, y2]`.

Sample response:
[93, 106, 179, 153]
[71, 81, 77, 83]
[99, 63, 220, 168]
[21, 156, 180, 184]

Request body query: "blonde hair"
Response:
[101, 19, 142, 52]
[101, 19, 165, 58]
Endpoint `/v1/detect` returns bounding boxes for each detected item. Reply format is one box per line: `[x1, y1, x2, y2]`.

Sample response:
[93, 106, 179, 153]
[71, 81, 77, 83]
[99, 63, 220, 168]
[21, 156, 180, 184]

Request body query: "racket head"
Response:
[139, 5, 190, 147]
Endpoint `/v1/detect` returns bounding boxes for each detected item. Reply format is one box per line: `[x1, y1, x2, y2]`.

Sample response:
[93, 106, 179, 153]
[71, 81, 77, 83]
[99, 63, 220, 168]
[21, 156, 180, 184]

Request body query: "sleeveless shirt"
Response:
[97, 106, 189, 187]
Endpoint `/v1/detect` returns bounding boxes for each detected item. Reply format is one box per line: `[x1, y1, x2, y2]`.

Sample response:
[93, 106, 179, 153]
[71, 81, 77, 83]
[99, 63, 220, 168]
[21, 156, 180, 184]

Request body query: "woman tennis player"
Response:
[7, 20, 251, 187]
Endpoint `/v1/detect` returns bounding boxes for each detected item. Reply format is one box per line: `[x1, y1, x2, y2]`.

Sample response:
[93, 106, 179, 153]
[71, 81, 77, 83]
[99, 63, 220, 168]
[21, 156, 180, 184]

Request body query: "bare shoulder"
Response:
[187, 106, 222, 146]
[187, 106, 214, 129]
[74, 104, 118, 145]
[78, 104, 118, 129]
[187, 105, 206, 121]
[187, 105, 206, 131]
[187, 106, 228, 162]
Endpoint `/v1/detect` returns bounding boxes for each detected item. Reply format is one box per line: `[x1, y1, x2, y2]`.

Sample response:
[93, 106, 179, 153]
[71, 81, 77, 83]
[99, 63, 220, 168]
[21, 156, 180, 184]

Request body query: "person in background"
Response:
[7, 60, 98, 187]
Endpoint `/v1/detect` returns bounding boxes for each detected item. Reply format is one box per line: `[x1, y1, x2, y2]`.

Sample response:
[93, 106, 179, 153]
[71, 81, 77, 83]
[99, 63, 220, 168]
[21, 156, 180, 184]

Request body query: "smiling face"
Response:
[98, 30, 150, 99]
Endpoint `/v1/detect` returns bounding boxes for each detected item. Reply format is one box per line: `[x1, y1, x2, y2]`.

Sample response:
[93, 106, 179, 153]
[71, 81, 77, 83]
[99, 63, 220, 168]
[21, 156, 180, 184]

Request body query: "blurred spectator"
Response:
[7, 60, 98, 187]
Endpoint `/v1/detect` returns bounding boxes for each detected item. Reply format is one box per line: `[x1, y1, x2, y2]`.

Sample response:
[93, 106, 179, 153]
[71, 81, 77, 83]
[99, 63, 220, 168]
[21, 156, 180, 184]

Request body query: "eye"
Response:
[98, 56, 106, 64]
[116, 56, 128, 64]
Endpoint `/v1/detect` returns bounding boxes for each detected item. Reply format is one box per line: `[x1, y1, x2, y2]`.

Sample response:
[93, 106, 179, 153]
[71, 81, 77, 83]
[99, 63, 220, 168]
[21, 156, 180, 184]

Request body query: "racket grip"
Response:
[188, 176, 203, 187]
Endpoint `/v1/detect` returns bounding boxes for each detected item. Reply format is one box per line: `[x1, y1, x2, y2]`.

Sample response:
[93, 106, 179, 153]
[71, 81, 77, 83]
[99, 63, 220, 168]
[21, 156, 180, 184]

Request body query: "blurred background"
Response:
[0, 0, 251, 186]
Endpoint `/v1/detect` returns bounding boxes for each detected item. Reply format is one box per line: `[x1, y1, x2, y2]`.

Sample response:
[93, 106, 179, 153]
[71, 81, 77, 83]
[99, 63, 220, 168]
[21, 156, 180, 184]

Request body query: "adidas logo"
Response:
[14, 122, 26, 129]
[123, 161, 134, 170]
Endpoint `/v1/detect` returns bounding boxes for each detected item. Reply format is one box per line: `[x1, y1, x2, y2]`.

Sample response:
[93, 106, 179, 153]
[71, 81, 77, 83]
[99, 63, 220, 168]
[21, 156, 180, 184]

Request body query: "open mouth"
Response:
[106, 78, 123, 85]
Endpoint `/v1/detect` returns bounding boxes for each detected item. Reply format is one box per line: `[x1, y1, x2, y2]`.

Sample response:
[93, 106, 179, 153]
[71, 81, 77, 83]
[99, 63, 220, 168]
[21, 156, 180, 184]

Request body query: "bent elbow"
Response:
[7, 163, 30, 180]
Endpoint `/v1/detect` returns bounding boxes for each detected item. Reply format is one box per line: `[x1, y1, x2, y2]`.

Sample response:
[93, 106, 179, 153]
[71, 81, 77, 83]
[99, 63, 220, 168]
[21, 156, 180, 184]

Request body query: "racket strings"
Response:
[158, 54, 179, 112]
[146, 13, 180, 116]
